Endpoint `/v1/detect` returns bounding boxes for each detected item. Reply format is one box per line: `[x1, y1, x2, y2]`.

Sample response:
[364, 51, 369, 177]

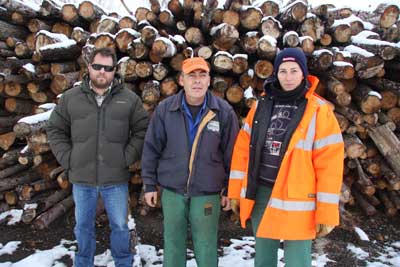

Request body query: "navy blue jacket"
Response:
[141, 90, 239, 196]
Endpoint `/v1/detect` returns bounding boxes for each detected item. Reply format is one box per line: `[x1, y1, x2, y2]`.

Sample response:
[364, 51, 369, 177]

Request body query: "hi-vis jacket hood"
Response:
[228, 75, 344, 240]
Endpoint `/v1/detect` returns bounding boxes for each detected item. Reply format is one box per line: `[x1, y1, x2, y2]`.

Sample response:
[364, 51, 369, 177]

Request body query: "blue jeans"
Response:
[72, 183, 132, 267]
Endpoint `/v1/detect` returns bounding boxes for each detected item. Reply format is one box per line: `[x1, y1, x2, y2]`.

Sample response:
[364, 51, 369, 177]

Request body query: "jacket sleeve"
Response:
[141, 105, 166, 192]
[124, 96, 150, 166]
[46, 94, 72, 171]
[227, 103, 256, 199]
[313, 103, 344, 226]
[220, 107, 240, 195]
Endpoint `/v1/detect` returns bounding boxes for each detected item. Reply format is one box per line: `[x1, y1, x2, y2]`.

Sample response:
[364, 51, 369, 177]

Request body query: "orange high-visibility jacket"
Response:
[228, 75, 344, 240]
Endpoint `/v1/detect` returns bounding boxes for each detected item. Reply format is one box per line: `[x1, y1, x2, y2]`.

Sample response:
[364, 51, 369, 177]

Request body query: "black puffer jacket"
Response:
[47, 76, 149, 185]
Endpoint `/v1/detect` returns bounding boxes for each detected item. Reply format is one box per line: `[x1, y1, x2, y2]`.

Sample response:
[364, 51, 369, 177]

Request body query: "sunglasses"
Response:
[91, 64, 115, 72]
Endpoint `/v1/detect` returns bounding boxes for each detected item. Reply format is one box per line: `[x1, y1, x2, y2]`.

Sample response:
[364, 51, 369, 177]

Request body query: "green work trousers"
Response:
[251, 185, 312, 267]
[161, 188, 220, 267]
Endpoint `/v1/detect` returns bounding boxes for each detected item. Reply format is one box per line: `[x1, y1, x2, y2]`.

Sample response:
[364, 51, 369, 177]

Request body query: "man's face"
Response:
[179, 69, 210, 105]
[88, 54, 115, 89]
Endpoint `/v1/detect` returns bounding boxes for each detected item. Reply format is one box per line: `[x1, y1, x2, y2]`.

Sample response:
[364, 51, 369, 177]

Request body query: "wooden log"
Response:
[33, 195, 74, 229]
[0, 149, 19, 170]
[376, 4, 400, 29]
[226, 84, 243, 105]
[279, 0, 307, 26]
[310, 49, 333, 71]
[151, 37, 177, 59]
[344, 45, 385, 80]
[119, 16, 137, 30]
[168, 0, 183, 19]
[351, 34, 398, 61]
[96, 16, 119, 34]
[0, 170, 40, 193]
[135, 7, 150, 23]
[39, 0, 62, 18]
[210, 23, 239, 51]
[212, 52, 233, 73]
[351, 185, 377, 216]
[117, 57, 137, 82]
[153, 63, 169, 81]
[353, 158, 375, 196]
[283, 31, 300, 48]
[92, 33, 116, 50]
[343, 134, 366, 159]
[57, 171, 69, 190]
[329, 23, 352, 43]
[257, 35, 277, 60]
[4, 191, 18, 206]
[232, 54, 249, 75]
[140, 25, 158, 46]
[78, 0, 106, 21]
[377, 190, 397, 216]
[239, 6, 262, 30]
[115, 29, 140, 53]
[388, 190, 400, 210]
[51, 22, 73, 37]
[258, 1, 280, 18]
[254, 59, 273, 79]
[0, 164, 31, 179]
[141, 80, 160, 106]
[70, 27, 90, 46]
[61, 4, 87, 28]
[299, 36, 314, 56]
[21, 188, 70, 223]
[364, 77, 400, 96]
[368, 124, 400, 177]
[353, 182, 380, 206]
[300, 16, 324, 43]
[387, 107, 400, 129]
[0, 132, 16, 151]
[14, 42, 32, 59]
[126, 38, 148, 60]
[160, 77, 178, 97]
[135, 61, 153, 79]
[351, 84, 382, 114]
[185, 27, 204, 46]
[330, 61, 355, 80]
[0, 19, 29, 41]
[33, 152, 54, 166]
[50, 71, 80, 95]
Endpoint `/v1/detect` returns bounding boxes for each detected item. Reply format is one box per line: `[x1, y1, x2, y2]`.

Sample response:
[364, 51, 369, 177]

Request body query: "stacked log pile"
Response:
[0, 0, 400, 229]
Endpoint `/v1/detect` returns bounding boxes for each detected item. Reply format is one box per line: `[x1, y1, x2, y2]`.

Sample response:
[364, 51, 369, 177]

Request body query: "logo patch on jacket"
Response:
[207, 121, 220, 132]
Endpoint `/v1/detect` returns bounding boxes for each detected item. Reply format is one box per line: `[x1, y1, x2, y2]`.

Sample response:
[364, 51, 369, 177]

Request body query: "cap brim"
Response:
[182, 64, 210, 74]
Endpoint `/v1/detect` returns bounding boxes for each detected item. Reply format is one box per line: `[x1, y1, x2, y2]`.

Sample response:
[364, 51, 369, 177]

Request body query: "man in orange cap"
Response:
[141, 57, 239, 267]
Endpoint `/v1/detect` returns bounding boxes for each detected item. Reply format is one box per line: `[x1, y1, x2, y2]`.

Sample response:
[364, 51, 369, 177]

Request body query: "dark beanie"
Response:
[273, 48, 308, 77]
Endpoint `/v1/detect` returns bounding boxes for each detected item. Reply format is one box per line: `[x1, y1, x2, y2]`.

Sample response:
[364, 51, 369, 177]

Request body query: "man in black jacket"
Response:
[142, 57, 239, 267]
[47, 48, 149, 267]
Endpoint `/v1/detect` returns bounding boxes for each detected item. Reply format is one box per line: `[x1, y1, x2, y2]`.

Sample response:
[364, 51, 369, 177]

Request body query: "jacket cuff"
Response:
[144, 184, 157, 193]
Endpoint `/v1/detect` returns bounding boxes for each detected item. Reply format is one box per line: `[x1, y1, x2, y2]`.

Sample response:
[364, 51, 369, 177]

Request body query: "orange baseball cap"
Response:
[181, 57, 210, 74]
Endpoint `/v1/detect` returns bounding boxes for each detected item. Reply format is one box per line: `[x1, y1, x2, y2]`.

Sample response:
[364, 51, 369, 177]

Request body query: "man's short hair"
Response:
[89, 48, 117, 66]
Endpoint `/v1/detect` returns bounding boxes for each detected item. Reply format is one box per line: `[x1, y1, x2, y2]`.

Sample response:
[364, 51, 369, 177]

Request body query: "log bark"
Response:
[0, 149, 19, 170]
[50, 71, 80, 95]
[0, 164, 31, 179]
[368, 124, 400, 177]
[33, 195, 74, 229]
[0, 19, 29, 41]
[0, 170, 39, 192]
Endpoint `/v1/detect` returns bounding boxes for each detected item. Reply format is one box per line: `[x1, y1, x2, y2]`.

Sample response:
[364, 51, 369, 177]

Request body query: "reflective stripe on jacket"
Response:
[228, 75, 344, 240]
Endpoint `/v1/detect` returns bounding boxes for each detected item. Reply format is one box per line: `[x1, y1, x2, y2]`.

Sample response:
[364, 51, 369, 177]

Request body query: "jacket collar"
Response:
[169, 90, 220, 112]
[305, 75, 319, 98]
[80, 74, 123, 95]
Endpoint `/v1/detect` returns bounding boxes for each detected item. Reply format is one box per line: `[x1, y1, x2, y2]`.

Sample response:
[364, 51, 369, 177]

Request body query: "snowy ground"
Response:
[1, 210, 400, 267]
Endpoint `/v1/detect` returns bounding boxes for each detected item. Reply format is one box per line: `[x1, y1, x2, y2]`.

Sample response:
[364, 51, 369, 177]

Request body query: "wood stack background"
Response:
[0, 0, 400, 230]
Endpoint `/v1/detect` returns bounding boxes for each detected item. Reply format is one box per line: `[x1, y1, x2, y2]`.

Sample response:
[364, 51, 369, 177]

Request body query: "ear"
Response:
[178, 73, 184, 87]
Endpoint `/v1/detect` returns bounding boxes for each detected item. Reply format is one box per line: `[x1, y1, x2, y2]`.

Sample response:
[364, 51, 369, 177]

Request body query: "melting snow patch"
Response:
[0, 241, 21, 256]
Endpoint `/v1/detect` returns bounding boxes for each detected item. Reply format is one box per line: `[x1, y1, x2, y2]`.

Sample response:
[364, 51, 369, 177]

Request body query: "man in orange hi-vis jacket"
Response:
[228, 48, 344, 267]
